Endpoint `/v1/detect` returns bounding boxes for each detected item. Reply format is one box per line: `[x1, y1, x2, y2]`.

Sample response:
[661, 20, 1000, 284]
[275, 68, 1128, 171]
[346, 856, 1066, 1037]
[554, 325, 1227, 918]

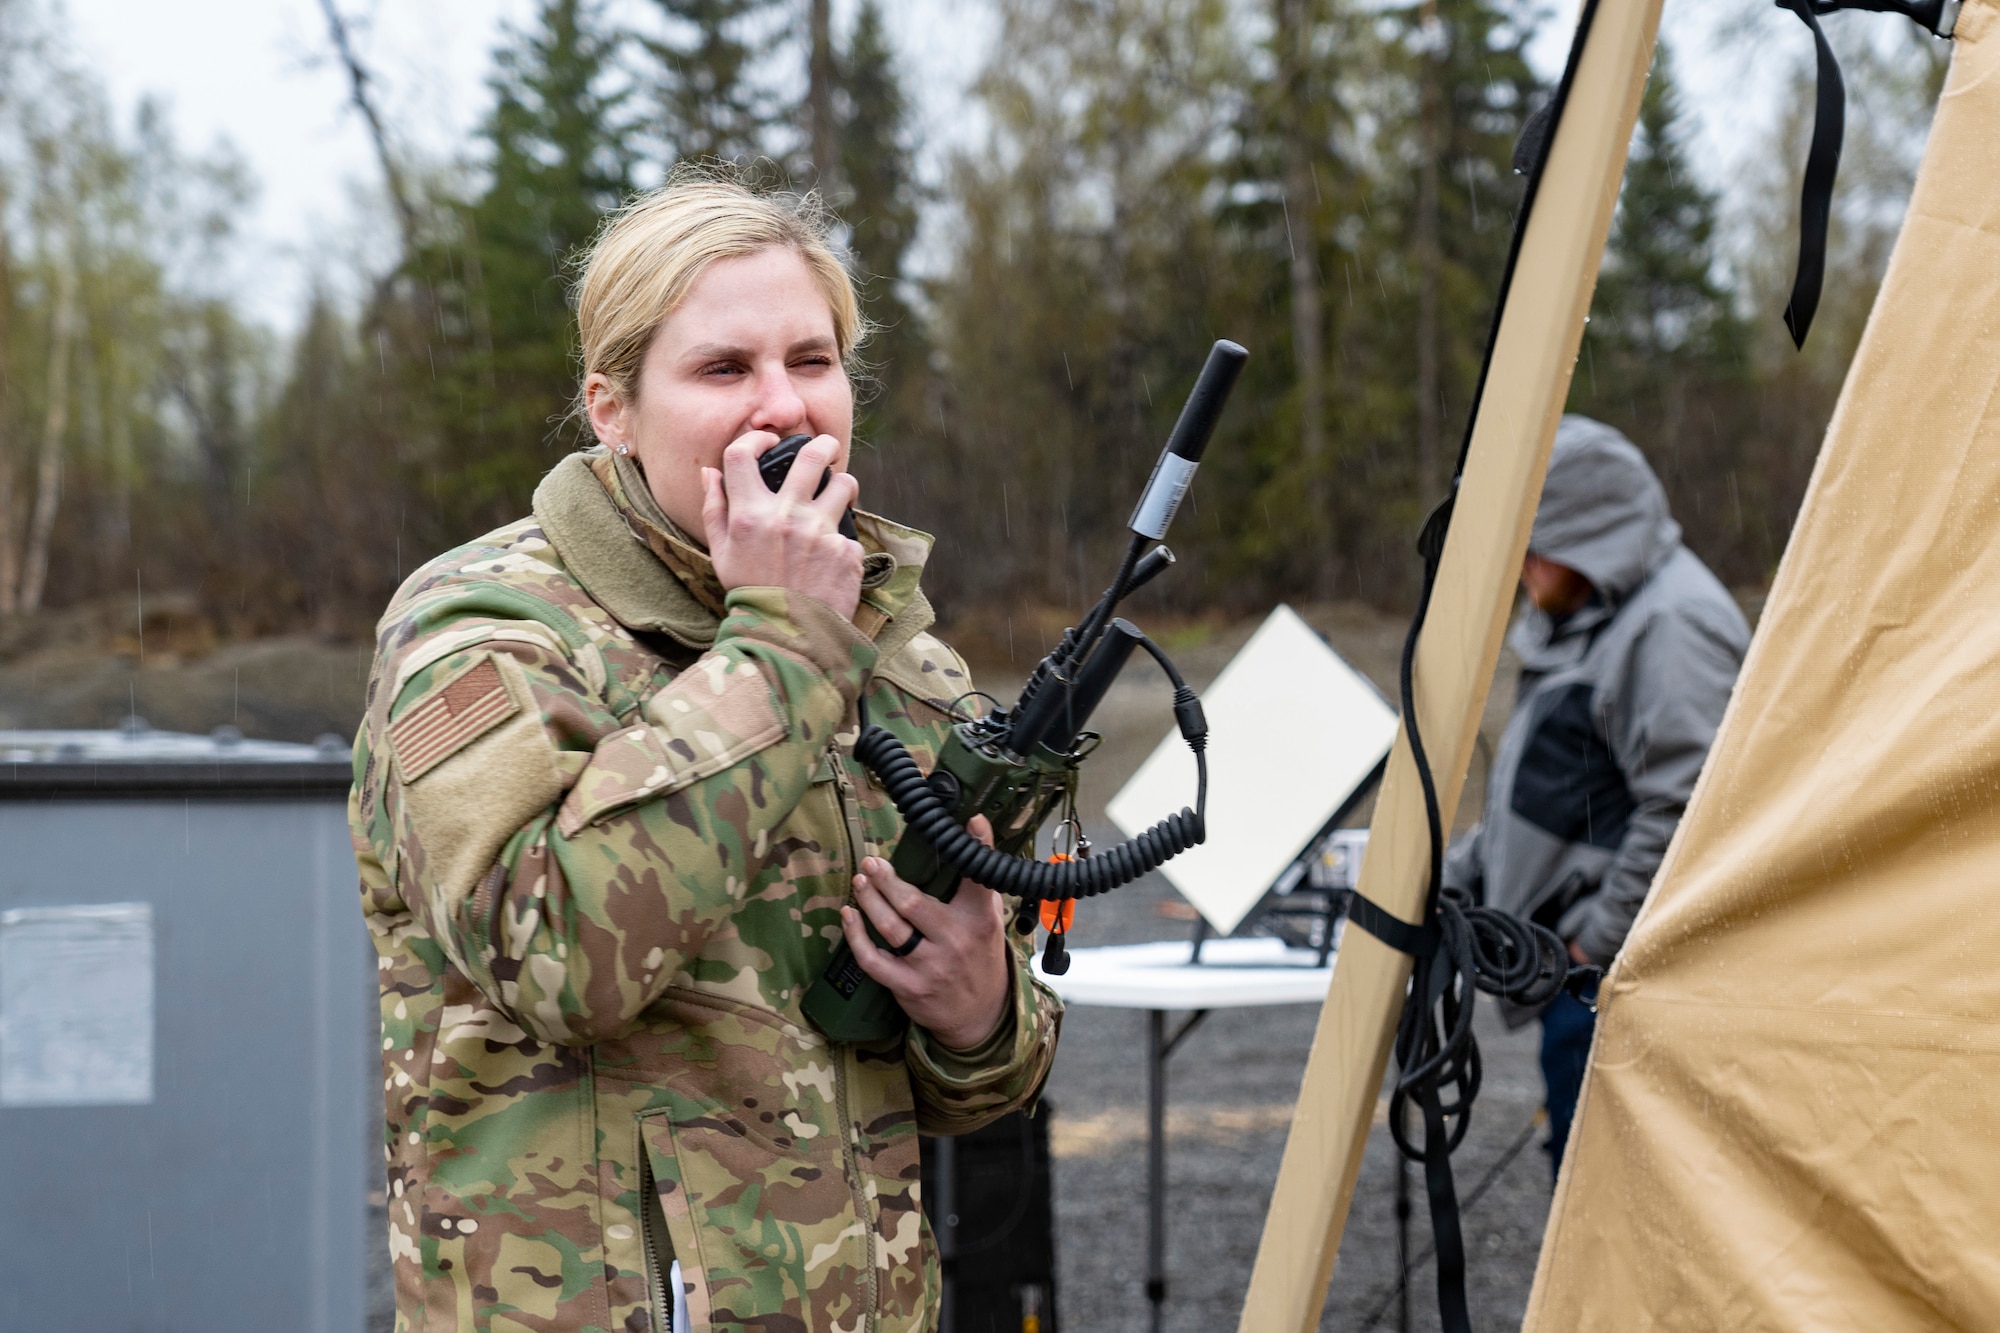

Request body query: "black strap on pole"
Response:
[1779, 0, 1846, 349]
[1339, 889, 1440, 959]
[1775, 0, 1958, 348]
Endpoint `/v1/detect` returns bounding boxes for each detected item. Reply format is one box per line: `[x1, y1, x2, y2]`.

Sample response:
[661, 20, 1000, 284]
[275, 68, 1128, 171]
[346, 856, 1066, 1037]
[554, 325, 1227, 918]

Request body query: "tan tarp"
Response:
[1524, 2, 2000, 1327]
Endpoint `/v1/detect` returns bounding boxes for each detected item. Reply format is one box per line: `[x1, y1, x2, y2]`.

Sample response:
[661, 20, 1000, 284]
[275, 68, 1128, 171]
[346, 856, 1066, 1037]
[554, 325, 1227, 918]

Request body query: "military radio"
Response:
[783, 340, 1248, 1044]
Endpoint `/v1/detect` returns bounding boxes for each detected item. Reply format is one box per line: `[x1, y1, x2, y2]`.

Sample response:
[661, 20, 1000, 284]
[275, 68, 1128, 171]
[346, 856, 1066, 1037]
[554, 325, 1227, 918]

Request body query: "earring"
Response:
[614, 443, 630, 456]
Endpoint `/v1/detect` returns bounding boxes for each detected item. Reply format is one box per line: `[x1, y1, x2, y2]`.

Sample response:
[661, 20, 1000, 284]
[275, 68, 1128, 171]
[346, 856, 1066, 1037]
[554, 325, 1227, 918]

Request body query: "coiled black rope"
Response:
[1389, 505, 1582, 1164]
[1386, 890, 1574, 1162]
[852, 632, 1208, 902]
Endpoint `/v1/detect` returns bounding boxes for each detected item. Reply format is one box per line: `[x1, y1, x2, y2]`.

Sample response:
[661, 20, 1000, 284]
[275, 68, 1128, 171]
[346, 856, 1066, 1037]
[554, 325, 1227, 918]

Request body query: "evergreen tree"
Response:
[640, 0, 780, 167]
[1219, 0, 1368, 595]
[428, 0, 631, 528]
[1571, 41, 1752, 575]
[839, 0, 918, 376]
[1590, 42, 1737, 366]
[921, 0, 1248, 610]
[1391, 0, 1542, 448]
[1305, 0, 1539, 598]
[0, 0, 1941, 641]
[834, 0, 931, 523]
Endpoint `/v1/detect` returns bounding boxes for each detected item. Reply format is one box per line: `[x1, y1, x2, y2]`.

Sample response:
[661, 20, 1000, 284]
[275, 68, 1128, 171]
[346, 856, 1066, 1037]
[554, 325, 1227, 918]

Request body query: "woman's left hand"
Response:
[841, 815, 1011, 1051]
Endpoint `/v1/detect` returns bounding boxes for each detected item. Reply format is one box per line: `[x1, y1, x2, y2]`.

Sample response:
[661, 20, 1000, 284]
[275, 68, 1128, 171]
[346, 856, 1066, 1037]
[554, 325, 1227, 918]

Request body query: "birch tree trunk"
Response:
[0, 223, 16, 617]
[20, 257, 79, 614]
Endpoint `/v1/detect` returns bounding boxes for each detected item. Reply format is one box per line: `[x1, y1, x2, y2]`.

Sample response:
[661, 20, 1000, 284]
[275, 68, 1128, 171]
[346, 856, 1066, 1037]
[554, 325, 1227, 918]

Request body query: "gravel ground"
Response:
[1038, 859, 1551, 1333]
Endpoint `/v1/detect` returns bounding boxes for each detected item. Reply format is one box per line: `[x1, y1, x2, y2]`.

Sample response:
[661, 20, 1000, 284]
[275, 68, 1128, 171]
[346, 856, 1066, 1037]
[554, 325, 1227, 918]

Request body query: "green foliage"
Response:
[835, 0, 934, 531]
[907, 0, 1251, 610]
[1591, 44, 1737, 364]
[908, 0, 1544, 611]
[1215, 0, 1364, 594]
[0, 0, 1950, 647]
[839, 0, 919, 361]
[0, 17, 279, 623]
[1384, 0, 1543, 404]
[420, 0, 633, 531]
[640, 0, 783, 166]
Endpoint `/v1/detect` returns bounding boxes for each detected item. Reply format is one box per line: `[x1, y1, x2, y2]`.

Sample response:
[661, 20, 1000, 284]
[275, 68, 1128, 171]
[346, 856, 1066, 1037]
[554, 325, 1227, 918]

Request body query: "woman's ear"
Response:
[584, 373, 631, 455]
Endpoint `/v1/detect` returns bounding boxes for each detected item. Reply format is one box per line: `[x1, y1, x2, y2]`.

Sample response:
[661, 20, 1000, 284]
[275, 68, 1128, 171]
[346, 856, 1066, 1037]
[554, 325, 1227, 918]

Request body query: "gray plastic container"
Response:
[0, 724, 368, 1333]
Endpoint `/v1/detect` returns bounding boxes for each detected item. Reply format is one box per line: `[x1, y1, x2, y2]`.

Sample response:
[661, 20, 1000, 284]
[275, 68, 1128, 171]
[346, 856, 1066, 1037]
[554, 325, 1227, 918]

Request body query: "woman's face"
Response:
[587, 245, 854, 537]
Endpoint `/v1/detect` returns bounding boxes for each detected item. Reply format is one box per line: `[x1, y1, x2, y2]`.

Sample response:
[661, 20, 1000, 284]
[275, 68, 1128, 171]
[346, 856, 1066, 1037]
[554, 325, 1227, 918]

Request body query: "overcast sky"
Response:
[60, 0, 1799, 331]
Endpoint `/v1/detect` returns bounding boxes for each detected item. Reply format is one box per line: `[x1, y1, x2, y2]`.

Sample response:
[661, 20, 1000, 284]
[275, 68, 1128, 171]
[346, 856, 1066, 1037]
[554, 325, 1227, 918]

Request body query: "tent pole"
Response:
[1234, 0, 1665, 1324]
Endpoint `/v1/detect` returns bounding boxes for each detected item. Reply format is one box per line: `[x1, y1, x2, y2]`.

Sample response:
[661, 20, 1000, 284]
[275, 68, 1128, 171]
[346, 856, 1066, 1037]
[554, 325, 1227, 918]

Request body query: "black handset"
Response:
[757, 434, 860, 541]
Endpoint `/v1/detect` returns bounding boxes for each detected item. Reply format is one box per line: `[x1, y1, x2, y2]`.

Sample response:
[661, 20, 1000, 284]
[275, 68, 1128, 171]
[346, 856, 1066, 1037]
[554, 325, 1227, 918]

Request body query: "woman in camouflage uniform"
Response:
[350, 175, 1062, 1333]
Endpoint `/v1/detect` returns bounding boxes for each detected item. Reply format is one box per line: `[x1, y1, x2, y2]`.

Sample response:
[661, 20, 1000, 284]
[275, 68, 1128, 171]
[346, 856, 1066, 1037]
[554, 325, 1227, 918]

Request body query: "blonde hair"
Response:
[573, 166, 867, 423]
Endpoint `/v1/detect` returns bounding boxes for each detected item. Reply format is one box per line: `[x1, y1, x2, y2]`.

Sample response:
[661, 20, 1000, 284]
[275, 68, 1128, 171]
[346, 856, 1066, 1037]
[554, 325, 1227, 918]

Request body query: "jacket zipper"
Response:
[826, 743, 880, 1328]
[831, 1045, 879, 1328]
[827, 739, 870, 870]
[637, 1132, 672, 1332]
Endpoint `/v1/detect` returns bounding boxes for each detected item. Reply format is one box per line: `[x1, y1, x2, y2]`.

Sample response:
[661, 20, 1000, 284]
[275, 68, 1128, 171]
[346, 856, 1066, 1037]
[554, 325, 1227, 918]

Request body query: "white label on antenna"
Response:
[1130, 454, 1199, 540]
[0, 903, 154, 1107]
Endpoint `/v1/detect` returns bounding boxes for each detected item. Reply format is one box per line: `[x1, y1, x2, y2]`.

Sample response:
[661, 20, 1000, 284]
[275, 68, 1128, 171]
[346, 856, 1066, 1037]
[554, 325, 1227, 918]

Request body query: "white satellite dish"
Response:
[1106, 604, 1399, 936]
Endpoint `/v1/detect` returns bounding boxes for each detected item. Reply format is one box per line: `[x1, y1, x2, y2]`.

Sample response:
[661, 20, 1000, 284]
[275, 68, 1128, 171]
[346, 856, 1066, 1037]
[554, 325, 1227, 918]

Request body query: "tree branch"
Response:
[317, 0, 421, 262]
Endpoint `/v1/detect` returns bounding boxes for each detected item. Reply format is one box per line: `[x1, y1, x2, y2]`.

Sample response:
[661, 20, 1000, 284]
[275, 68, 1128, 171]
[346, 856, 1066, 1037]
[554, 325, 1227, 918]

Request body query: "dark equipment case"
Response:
[920, 1106, 1059, 1332]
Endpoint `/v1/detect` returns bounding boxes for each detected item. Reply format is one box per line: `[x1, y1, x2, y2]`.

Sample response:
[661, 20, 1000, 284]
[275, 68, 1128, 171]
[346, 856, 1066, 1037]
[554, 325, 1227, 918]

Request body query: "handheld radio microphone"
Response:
[1129, 339, 1248, 540]
[758, 433, 860, 540]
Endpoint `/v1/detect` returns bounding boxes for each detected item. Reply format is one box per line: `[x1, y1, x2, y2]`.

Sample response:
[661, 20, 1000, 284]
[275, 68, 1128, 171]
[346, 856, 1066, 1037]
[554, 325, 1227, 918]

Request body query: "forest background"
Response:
[0, 0, 1951, 685]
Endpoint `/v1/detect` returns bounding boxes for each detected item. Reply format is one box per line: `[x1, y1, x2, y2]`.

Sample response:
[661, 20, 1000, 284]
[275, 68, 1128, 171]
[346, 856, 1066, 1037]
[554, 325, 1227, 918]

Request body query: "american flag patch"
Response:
[390, 656, 520, 782]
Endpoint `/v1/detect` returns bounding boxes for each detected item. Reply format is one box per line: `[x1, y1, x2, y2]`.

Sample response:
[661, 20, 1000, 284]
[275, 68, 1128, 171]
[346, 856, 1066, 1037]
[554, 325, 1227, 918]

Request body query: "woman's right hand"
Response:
[701, 431, 864, 620]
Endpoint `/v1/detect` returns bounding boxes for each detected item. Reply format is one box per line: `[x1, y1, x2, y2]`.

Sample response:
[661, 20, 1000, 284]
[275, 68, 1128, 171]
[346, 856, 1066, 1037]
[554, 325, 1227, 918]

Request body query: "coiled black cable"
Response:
[851, 729, 1203, 900]
[852, 630, 1208, 902]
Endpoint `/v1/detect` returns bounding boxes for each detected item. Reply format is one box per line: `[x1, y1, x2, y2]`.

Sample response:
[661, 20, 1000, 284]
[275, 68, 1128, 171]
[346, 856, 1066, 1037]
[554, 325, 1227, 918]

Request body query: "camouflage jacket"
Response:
[350, 448, 1062, 1333]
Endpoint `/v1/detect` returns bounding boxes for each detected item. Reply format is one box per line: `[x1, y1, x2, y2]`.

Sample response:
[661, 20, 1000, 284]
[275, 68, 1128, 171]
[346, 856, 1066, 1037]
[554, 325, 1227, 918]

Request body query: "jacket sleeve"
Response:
[375, 583, 873, 1046]
[1563, 603, 1744, 963]
[903, 932, 1064, 1136]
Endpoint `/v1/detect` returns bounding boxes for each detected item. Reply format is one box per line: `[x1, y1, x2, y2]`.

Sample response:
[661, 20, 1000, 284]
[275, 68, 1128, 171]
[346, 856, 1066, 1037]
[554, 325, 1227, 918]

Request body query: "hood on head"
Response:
[1529, 416, 1681, 602]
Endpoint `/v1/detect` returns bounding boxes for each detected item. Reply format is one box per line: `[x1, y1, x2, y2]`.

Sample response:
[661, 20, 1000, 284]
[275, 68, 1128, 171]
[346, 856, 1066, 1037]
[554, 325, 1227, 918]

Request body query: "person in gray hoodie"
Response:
[1442, 415, 1749, 1174]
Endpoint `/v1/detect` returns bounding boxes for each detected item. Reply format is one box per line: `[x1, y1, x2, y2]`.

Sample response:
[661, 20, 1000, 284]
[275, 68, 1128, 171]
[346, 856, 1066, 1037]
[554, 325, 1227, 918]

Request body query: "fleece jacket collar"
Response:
[532, 447, 938, 663]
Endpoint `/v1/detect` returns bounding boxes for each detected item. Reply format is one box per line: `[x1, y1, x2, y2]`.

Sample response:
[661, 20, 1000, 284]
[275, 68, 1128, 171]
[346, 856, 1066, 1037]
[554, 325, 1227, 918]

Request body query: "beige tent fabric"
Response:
[1522, 4, 2000, 1328]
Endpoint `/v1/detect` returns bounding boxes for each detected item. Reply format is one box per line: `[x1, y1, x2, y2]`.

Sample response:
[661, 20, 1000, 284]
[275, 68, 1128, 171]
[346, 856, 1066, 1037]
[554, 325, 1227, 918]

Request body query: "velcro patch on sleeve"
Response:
[391, 655, 521, 782]
[555, 655, 786, 836]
